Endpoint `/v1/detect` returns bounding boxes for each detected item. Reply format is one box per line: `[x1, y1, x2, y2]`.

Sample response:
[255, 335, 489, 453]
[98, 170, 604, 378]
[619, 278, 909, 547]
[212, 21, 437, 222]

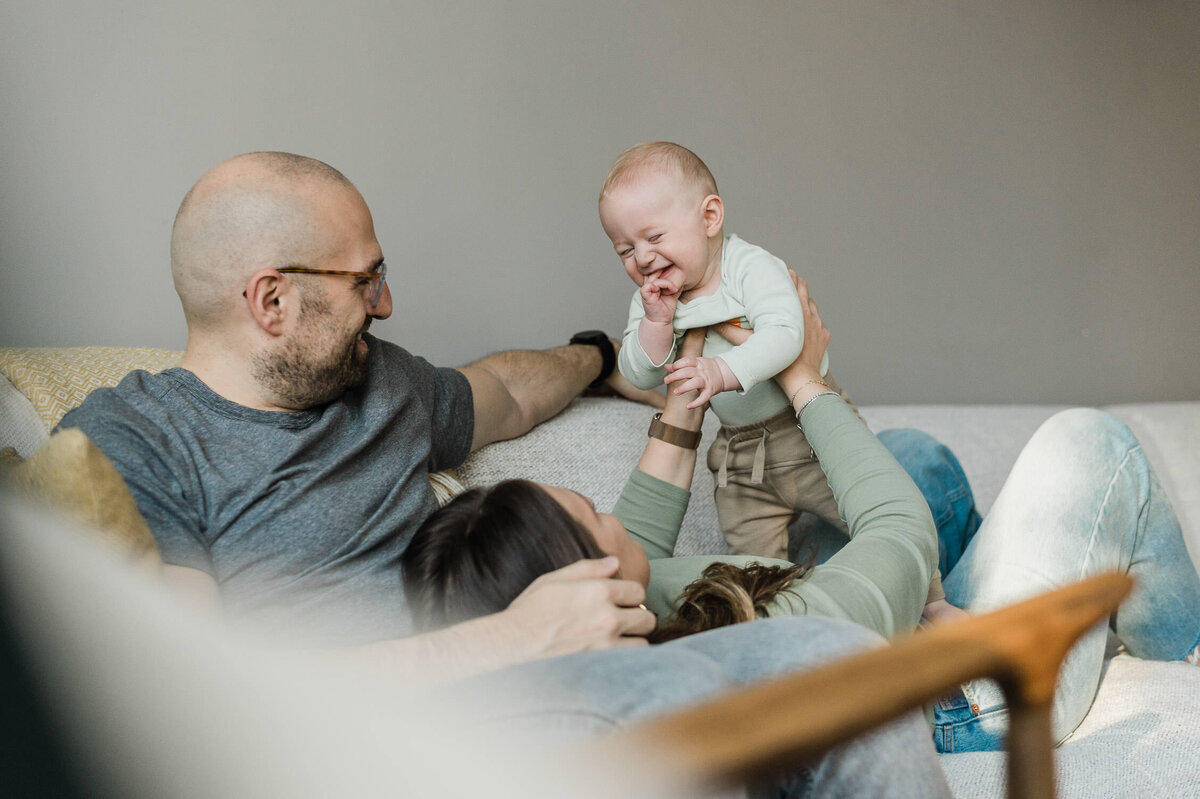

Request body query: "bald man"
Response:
[55, 153, 953, 797]
[61, 152, 659, 675]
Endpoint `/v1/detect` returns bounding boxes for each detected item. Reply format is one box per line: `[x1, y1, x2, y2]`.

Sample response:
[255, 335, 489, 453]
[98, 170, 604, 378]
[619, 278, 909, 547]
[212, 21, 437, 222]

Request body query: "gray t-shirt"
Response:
[58, 334, 474, 643]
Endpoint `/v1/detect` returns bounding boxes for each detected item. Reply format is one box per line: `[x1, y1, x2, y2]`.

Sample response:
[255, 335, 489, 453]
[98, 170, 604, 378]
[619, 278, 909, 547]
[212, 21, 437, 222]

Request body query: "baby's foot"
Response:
[1186, 641, 1200, 667]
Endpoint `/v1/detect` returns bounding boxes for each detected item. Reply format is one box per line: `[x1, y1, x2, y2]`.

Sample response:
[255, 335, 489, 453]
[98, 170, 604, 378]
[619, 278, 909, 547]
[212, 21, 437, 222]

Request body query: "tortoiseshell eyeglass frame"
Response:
[277, 263, 388, 307]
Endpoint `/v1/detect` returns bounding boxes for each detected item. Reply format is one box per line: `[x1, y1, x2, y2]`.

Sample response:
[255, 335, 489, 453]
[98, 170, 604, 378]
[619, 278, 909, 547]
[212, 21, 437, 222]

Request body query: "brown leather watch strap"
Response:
[647, 412, 702, 450]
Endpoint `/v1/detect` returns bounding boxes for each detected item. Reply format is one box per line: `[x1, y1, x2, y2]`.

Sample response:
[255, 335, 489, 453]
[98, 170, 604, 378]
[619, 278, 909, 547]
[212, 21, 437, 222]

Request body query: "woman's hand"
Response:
[775, 275, 830, 408]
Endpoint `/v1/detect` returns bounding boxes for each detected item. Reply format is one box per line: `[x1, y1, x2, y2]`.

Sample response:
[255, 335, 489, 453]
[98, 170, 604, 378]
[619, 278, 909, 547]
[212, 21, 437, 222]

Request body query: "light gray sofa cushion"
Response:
[458, 399, 1200, 571]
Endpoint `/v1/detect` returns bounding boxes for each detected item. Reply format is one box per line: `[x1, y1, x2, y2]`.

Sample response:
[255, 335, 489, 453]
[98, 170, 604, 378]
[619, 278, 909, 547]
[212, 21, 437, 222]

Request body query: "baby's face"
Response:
[599, 172, 715, 297]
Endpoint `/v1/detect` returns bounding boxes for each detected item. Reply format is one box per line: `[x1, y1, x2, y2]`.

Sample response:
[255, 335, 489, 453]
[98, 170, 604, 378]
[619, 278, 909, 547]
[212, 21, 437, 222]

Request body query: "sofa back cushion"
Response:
[0, 346, 184, 432]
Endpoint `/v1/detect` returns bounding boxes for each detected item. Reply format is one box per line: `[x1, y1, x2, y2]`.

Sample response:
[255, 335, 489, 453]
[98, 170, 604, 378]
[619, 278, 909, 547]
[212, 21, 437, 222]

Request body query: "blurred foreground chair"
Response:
[602, 572, 1132, 799]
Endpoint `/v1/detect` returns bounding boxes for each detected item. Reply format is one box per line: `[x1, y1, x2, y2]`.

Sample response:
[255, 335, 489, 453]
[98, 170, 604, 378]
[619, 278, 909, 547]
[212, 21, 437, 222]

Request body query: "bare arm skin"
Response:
[160, 558, 655, 685]
[635, 329, 706, 489]
[461, 338, 664, 452]
[459, 344, 601, 452]
[161, 564, 222, 613]
[351, 557, 655, 684]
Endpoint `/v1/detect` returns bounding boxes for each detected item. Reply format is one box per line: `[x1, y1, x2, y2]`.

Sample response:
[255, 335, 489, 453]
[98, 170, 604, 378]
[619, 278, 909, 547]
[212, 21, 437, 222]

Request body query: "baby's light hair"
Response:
[600, 141, 718, 202]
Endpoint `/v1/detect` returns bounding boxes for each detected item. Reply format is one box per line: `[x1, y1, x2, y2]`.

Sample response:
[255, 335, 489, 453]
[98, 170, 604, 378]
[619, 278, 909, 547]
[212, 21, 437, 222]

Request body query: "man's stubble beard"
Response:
[253, 291, 369, 409]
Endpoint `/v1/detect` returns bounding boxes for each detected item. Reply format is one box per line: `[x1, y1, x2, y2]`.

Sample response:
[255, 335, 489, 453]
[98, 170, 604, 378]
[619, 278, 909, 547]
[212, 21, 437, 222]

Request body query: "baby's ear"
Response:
[701, 194, 724, 235]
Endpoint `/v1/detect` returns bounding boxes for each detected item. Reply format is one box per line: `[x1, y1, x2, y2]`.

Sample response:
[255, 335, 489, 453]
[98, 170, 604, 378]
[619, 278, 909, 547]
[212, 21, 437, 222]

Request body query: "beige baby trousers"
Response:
[704, 373, 945, 602]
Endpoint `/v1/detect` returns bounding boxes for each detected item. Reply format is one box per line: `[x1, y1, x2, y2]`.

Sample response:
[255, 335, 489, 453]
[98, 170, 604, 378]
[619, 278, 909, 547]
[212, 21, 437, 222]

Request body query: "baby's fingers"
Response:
[663, 367, 696, 385]
[686, 386, 715, 409]
[668, 355, 698, 371]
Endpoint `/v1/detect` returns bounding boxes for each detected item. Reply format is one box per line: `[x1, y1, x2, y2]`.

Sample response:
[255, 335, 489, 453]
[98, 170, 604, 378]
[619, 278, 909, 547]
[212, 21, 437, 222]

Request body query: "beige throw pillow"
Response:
[5, 429, 160, 570]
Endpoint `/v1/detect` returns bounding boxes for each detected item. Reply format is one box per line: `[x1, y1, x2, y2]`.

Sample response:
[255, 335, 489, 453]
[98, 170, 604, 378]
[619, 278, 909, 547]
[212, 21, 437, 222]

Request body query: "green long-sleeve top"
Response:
[613, 394, 938, 639]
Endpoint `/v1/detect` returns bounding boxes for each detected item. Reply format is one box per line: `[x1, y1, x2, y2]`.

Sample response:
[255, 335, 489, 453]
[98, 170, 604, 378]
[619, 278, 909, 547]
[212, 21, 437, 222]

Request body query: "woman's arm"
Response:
[780, 397, 937, 635]
[610, 329, 707, 561]
[718, 277, 937, 637]
[634, 328, 706, 489]
[774, 280, 937, 635]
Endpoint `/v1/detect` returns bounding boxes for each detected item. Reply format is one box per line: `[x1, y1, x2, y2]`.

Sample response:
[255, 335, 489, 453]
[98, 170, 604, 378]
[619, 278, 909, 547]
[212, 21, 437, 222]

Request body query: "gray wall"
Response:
[2, 1, 1197, 404]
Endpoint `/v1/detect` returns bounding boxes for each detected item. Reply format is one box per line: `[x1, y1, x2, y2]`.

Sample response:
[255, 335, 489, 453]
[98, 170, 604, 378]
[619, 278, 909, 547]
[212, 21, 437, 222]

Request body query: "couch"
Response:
[3, 345, 1199, 797]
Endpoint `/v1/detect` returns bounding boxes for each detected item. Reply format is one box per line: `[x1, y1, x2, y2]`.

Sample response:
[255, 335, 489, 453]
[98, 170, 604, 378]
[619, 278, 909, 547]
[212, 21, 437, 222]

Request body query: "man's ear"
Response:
[701, 194, 724, 237]
[243, 269, 290, 335]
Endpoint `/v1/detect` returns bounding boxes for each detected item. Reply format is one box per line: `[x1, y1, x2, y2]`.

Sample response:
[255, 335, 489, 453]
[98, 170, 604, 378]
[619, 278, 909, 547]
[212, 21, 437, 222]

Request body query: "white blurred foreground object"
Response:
[1, 488, 1142, 799]
[0, 492, 682, 799]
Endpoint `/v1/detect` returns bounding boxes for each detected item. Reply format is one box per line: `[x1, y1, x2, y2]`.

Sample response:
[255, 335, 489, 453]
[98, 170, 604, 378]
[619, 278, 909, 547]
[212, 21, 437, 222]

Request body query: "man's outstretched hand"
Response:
[505, 557, 657, 656]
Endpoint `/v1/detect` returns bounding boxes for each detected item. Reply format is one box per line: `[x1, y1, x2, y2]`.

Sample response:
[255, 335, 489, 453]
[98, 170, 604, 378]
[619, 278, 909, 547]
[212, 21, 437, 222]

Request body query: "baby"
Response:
[599, 141, 948, 611]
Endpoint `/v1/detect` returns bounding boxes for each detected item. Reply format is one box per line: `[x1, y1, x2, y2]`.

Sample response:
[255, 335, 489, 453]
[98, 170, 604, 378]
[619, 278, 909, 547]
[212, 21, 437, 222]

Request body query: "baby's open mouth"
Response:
[653, 265, 683, 290]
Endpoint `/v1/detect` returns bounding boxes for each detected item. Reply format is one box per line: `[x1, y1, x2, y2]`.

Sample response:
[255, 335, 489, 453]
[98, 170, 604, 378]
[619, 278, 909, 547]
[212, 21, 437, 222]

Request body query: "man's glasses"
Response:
[277, 263, 388, 308]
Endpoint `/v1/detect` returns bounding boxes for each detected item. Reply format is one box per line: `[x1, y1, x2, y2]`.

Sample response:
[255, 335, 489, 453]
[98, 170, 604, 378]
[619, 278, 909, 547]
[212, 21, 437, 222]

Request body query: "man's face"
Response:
[254, 184, 392, 409]
[599, 171, 715, 297]
[255, 288, 372, 408]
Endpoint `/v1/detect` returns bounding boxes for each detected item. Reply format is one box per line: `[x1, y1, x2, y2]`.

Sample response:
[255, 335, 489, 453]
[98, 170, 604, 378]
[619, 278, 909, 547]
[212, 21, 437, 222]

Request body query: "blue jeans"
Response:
[878, 428, 983, 577]
[449, 617, 951, 798]
[931, 409, 1200, 752]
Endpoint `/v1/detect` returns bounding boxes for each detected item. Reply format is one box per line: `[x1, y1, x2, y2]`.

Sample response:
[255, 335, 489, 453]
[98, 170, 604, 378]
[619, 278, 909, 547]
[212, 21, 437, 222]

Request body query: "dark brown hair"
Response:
[402, 480, 810, 642]
[402, 480, 607, 629]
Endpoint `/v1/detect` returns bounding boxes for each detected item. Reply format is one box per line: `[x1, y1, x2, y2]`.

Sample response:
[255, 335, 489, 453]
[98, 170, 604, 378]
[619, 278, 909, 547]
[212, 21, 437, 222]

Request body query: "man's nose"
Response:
[369, 282, 393, 320]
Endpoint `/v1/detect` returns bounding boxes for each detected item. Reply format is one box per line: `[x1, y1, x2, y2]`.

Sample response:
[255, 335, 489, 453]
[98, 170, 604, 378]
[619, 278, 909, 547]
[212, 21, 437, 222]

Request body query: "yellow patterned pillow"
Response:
[0, 346, 183, 431]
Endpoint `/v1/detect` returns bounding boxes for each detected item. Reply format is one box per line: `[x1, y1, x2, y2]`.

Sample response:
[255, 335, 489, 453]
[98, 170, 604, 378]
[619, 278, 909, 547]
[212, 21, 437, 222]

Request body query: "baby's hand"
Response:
[664, 355, 740, 409]
[640, 276, 678, 326]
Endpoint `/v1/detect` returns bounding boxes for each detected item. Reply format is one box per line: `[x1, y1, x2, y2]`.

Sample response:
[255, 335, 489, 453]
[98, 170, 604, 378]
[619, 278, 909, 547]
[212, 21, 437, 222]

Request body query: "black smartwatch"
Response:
[569, 330, 616, 388]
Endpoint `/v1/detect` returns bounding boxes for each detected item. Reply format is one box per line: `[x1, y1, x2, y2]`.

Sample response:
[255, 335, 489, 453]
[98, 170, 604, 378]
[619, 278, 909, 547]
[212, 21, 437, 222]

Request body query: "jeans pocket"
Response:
[933, 680, 1008, 753]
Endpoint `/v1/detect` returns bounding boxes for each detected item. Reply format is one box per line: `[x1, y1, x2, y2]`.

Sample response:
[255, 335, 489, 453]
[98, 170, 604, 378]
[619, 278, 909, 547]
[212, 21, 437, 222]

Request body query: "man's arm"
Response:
[459, 338, 663, 452]
[161, 564, 223, 613]
[160, 558, 654, 684]
[351, 557, 655, 684]
[459, 344, 602, 452]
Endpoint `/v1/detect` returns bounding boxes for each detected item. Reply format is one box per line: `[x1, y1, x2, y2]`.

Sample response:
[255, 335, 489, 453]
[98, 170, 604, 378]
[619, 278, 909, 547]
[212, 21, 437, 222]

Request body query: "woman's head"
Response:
[403, 479, 808, 643]
[402, 479, 647, 630]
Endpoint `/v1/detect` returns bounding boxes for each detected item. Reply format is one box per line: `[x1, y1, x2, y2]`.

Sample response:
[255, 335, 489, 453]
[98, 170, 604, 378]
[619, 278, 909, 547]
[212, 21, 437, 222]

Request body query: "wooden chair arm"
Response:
[592, 572, 1133, 799]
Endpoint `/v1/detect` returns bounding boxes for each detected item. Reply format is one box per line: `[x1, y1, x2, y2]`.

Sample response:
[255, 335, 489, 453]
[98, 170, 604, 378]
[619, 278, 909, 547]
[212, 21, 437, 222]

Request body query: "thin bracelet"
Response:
[794, 390, 839, 425]
[788, 378, 830, 407]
